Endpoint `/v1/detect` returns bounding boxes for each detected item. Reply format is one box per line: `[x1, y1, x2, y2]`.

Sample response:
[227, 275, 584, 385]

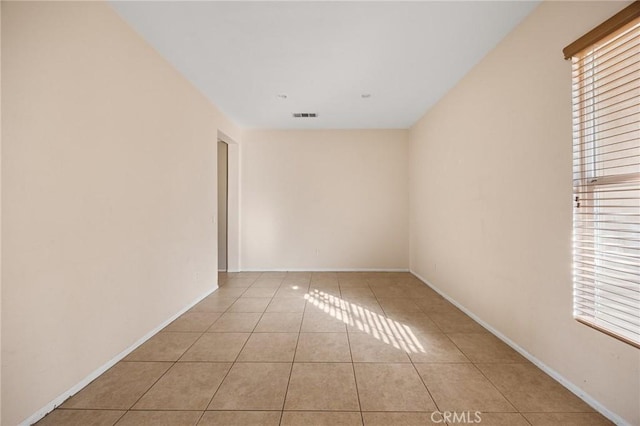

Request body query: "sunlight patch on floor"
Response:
[305, 289, 425, 353]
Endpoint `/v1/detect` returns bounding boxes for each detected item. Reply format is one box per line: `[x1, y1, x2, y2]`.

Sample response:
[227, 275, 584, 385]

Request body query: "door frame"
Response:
[217, 130, 240, 272]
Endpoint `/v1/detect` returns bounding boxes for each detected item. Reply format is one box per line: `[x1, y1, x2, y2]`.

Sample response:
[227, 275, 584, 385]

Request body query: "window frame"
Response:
[566, 3, 640, 348]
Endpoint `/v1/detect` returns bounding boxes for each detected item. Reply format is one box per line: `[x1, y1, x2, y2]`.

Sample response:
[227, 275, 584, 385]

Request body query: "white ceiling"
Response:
[110, 1, 539, 129]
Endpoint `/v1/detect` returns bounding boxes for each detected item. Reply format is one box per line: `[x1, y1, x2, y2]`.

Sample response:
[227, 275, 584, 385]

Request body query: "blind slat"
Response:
[574, 260, 640, 280]
[574, 240, 640, 251]
[573, 102, 640, 127]
[572, 35, 640, 75]
[574, 270, 638, 291]
[570, 13, 639, 348]
[573, 146, 640, 163]
[575, 290, 640, 310]
[574, 128, 638, 146]
[575, 285, 639, 304]
[574, 64, 640, 96]
[575, 63, 640, 94]
[575, 302, 640, 326]
[574, 186, 639, 194]
[572, 39, 640, 80]
[572, 76, 640, 104]
[574, 268, 639, 288]
[574, 235, 640, 244]
[574, 311, 640, 337]
[572, 114, 640, 137]
[574, 250, 640, 265]
[572, 84, 638, 115]
[574, 225, 640, 234]
[574, 286, 640, 309]
[575, 308, 640, 334]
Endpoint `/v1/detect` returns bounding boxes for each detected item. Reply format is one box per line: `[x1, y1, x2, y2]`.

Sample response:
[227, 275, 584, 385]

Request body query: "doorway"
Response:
[217, 141, 228, 272]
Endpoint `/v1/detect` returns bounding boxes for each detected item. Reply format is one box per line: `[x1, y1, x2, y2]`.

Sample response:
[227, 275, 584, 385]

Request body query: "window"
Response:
[564, 4, 640, 348]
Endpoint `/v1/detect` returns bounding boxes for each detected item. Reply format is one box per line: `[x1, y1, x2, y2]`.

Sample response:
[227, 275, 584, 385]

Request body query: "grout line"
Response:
[122, 361, 177, 414]
[409, 271, 623, 424]
[366, 281, 443, 414]
[172, 332, 209, 364]
[114, 288, 246, 423]
[443, 335, 523, 417]
[471, 364, 531, 417]
[279, 312, 302, 425]
[122, 281, 247, 421]
[26, 285, 222, 425]
[344, 315, 365, 425]
[278, 277, 311, 425]
[198, 272, 265, 417]
[40, 272, 611, 425]
[57, 408, 213, 412]
[111, 410, 128, 425]
[521, 413, 535, 426]
[194, 410, 208, 426]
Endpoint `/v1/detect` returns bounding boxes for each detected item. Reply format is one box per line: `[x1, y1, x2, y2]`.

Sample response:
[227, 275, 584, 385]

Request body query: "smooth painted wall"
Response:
[409, 1, 640, 424]
[0, 3, 3, 422]
[1, 2, 240, 424]
[241, 129, 409, 271]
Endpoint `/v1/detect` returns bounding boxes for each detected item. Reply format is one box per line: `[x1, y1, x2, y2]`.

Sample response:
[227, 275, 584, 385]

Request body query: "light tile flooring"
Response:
[37, 272, 612, 426]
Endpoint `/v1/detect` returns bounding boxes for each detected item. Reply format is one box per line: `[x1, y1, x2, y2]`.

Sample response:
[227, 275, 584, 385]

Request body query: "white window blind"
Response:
[571, 16, 640, 348]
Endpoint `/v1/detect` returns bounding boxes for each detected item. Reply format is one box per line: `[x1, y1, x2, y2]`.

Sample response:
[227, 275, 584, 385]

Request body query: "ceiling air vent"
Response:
[292, 113, 318, 118]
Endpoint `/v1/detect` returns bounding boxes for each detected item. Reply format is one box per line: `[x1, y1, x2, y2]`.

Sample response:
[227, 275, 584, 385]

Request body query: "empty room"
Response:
[2, 1, 639, 425]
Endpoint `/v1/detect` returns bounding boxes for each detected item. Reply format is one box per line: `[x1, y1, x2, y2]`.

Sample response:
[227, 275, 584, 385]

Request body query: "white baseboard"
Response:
[410, 270, 629, 426]
[239, 268, 411, 272]
[21, 285, 219, 426]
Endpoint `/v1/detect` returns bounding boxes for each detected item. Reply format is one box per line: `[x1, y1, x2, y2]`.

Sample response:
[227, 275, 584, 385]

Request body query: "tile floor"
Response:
[37, 272, 612, 426]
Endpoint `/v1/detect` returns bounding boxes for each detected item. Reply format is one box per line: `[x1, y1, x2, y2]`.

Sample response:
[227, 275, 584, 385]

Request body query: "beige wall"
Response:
[1, 2, 240, 424]
[241, 129, 409, 271]
[409, 1, 639, 424]
[0, 2, 3, 422]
